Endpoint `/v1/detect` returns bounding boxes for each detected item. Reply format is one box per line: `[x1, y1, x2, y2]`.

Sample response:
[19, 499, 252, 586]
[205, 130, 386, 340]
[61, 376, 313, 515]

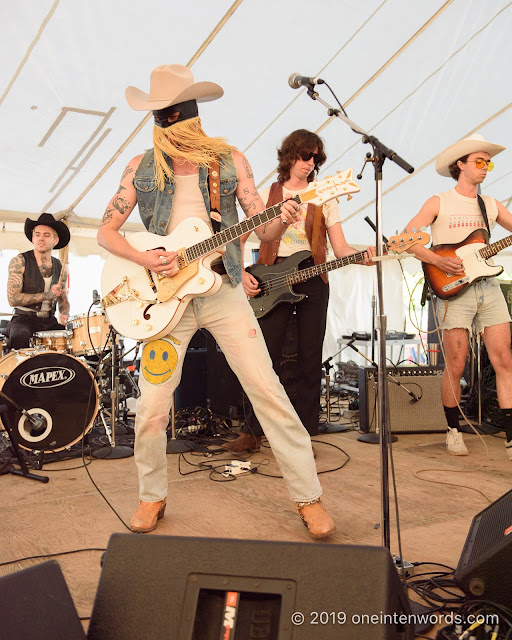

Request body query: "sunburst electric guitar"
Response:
[248, 231, 430, 319]
[423, 228, 512, 300]
[101, 169, 360, 341]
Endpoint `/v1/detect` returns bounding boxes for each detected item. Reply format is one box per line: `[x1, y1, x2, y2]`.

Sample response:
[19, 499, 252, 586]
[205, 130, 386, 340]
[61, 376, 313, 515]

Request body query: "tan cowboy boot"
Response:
[222, 433, 262, 453]
[130, 499, 166, 533]
[296, 498, 335, 539]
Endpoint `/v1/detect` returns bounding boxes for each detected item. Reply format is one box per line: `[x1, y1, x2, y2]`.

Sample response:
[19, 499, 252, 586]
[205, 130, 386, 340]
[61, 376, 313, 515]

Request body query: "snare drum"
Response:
[0, 349, 99, 452]
[67, 311, 112, 356]
[31, 330, 73, 353]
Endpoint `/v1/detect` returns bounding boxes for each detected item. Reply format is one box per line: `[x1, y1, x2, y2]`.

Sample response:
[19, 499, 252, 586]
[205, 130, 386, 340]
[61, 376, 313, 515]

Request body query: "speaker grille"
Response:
[358, 366, 447, 433]
[457, 490, 512, 570]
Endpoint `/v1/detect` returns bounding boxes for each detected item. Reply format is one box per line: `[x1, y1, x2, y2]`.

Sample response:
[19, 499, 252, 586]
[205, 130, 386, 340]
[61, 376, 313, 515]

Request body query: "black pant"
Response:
[244, 268, 329, 437]
[6, 314, 64, 350]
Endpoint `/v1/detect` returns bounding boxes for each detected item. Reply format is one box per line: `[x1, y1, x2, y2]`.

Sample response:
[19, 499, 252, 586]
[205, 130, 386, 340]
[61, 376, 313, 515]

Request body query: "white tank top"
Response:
[431, 188, 498, 245]
[166, 173, 211, 235]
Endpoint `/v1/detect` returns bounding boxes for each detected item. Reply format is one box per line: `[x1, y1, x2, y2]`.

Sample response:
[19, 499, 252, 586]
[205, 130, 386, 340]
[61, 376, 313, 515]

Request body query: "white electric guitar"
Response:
[101, 169, 360, 341]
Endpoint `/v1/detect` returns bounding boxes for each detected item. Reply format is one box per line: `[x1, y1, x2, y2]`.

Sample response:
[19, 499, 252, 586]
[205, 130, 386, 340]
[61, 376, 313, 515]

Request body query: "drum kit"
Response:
[0, 302, 140, 479]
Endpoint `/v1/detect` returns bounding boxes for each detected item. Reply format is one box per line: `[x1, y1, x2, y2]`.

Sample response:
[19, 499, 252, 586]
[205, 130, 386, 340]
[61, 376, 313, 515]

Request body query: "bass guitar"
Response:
[422, 228, 512, 300]
[248, 232, 430, 318]
[101, 169, 360, 341]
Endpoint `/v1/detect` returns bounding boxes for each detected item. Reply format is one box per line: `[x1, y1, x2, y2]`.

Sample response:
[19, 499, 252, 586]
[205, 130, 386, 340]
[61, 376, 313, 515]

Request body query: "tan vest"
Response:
[256, 182, 328, 283]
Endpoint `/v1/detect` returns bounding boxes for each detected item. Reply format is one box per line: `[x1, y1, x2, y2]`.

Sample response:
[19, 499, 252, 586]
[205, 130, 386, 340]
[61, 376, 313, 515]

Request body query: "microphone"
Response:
[288, 73, 325, 89]
[408, 390, 420, 404]
[92, 289, 101, 305]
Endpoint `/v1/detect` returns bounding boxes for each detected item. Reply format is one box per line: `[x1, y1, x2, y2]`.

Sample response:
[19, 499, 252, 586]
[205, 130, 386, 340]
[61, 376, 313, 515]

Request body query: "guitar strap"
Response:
[477, 194, 491, 240]
[311, 205, 323, 255]
[208, 156, 221, 233]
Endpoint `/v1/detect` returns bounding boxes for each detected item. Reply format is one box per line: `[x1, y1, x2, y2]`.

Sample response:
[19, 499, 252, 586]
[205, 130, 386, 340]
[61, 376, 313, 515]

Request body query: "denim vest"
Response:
[133, 150, 242, 286]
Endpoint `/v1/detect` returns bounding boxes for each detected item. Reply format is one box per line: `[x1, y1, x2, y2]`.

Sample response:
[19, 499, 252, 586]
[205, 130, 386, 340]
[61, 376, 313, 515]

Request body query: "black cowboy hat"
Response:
[24, 213, 70, 250]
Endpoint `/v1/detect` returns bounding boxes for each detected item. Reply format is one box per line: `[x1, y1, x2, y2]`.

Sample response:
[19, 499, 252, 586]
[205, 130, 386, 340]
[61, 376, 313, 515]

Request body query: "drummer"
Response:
[5, 213, 70, 350]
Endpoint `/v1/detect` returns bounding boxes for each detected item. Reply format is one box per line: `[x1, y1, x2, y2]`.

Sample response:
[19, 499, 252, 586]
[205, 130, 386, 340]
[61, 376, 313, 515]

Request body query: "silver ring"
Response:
[162, 258, 169, 265]
[281, 219, 288, 225]
[162, 270, 167, 277]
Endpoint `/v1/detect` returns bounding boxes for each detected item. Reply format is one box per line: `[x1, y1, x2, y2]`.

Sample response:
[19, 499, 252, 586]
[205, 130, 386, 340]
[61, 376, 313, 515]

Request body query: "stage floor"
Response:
[0, 420, 510, 637]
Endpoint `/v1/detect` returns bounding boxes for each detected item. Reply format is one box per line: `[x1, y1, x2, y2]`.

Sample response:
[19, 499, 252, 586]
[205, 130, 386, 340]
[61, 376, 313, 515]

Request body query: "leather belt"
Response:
[211, 262, 227, 275]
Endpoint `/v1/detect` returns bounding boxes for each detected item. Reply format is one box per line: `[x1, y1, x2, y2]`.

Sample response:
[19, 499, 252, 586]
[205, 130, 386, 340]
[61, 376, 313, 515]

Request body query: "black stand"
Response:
[0, 404, 49, 483]
[319, 345, 353, 433]
[166, 393, 194, 453]
[92, 330, 134, 460]
[302, 84, 413, 550]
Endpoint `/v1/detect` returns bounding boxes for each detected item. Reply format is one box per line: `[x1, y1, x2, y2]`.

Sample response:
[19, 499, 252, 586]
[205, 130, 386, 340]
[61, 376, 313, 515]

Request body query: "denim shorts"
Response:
[435, 277, 511, 334]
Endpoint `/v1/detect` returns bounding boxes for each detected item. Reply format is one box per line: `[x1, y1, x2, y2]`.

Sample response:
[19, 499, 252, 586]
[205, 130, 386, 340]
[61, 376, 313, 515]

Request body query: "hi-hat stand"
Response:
[92, 328, 134, 460]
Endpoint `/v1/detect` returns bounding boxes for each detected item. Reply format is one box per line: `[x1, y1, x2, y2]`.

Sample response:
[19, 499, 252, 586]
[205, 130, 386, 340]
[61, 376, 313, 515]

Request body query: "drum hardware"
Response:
[0, 392, 49, 483]
[91, 328, 135, 459]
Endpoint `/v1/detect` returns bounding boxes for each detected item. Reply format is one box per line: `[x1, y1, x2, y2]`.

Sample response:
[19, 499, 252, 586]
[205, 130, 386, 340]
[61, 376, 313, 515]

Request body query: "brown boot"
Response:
[130, 499, 166, 533]
[296, 498, 335, 539]
[222, 433, 262, 452]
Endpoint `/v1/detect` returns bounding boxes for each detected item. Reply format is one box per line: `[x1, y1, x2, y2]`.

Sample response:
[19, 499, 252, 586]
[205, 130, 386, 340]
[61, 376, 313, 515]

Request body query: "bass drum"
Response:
[0, 349, 99, 453]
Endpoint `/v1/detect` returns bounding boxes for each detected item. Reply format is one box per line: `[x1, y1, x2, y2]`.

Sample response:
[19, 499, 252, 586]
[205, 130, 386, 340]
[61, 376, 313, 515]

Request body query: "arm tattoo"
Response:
[121, 166, 134, 182]
[242, 157, 253, 179]
[100, 209, 114, 227]
[238, 189, 260, 217]
[7, 254, 46, 306]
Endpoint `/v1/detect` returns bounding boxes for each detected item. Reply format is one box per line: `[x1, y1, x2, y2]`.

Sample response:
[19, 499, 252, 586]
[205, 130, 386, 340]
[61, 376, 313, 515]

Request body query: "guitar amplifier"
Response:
[358, 366, 447, 433]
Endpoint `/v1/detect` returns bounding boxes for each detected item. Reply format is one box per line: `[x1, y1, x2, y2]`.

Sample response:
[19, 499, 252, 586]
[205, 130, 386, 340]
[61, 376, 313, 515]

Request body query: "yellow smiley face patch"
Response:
[141, 338, 178, 384]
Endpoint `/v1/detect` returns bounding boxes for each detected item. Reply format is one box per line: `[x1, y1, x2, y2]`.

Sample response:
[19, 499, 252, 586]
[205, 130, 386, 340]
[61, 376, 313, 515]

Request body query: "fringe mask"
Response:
[152, 117, 236, 190]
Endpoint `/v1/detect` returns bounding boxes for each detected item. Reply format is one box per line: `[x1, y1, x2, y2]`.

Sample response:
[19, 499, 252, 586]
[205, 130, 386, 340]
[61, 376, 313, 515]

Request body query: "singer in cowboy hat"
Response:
[404, 133, 512, 461]
[97, 64, 335, 538]
[6, 213, 70, 350]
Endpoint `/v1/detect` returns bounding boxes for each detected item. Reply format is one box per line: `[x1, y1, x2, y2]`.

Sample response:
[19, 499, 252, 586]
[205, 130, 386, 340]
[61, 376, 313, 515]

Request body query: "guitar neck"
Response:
[288, 250, 367, 284]
[480, 234, 512, 260]
[184, 195, 302, 262]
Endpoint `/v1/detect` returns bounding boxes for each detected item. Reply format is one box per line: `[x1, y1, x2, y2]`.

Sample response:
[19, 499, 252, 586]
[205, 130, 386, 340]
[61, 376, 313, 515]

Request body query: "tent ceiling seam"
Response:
[340, 101, 512, 225]
[0, 0, 60, 108]
[256, 0, 454, 188]
[59, 0, 244, 219]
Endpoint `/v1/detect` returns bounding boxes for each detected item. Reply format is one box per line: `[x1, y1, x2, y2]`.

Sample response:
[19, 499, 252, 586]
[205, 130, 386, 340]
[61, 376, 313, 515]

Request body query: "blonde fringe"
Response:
[152, 117, 237, 190]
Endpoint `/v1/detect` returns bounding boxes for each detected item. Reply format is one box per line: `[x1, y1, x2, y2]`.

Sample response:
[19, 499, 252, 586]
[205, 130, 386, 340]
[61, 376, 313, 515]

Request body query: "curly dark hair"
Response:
[276, 129, 326, 184]
[448, 154, 469, 181]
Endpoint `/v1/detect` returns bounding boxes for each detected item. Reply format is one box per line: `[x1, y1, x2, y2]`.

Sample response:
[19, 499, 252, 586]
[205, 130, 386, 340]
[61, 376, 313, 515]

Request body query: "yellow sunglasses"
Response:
[466, 159, 494, 171]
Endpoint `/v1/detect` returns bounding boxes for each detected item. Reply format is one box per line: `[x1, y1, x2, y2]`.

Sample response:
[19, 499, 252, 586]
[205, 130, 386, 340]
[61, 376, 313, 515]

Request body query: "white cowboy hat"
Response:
[125, 64, 223, 111]
[435, 133, 506, 177]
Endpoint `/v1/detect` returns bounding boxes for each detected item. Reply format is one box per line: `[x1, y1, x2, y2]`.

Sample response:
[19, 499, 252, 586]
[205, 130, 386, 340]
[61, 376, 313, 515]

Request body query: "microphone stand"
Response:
[303, 83, 414, 550]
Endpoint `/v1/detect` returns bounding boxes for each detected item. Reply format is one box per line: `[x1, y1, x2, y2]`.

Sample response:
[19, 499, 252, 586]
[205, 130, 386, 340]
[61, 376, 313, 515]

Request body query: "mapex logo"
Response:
[20, 366, 75, 389]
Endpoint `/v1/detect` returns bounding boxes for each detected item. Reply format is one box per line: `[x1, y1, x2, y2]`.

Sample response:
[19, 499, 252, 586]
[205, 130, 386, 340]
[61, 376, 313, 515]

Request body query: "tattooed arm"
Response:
[233, 151, 300, 242]
[57, 263, 70, 323]
[7, 254, 53, 307]
[97, 155, 179, 275]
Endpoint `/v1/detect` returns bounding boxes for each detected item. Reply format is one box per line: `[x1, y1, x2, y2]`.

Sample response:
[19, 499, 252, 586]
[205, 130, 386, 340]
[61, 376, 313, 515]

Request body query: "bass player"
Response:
[97, 65, 335, 538]
[404, 134, 512, 459]
[224, 129, 375, 455]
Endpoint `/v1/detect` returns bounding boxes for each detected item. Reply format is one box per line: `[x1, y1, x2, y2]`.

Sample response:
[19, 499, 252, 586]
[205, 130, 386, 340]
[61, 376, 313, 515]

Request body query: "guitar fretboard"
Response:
[184, 195, 302, 262]
[287, 251, 367, 285]
[480, 235, 512, 260]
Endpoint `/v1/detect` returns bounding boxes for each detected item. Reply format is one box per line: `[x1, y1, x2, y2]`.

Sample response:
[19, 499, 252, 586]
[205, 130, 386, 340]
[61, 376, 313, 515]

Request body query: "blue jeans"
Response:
[134, 277, 321, 503]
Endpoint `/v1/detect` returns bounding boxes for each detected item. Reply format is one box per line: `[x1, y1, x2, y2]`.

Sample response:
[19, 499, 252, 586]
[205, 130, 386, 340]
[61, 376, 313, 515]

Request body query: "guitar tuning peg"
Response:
[347, 194, 353, 201]
[336, 197, 340, 204]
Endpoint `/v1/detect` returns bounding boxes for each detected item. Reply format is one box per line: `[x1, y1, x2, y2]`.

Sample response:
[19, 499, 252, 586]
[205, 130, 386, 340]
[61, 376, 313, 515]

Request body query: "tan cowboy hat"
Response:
[24, 213, 70, 249]
[435, 133, 506, 177]
[125, 64, 224, 111]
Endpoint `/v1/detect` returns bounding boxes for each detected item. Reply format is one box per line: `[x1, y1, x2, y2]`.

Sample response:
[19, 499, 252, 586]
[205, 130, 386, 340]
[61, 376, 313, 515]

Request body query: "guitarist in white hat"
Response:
[98, 65, 335, 537]
[404, 134, 512, 460]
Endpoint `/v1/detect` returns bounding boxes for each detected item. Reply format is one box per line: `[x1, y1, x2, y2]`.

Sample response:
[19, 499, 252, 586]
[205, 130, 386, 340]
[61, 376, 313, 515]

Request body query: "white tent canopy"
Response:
[2, 0, 512, 355]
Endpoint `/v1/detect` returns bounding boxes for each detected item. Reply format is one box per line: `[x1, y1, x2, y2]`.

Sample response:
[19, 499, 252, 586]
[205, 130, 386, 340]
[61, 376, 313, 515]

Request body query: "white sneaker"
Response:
[446, 428, 468, 456]
[506, 441, 512, 461]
